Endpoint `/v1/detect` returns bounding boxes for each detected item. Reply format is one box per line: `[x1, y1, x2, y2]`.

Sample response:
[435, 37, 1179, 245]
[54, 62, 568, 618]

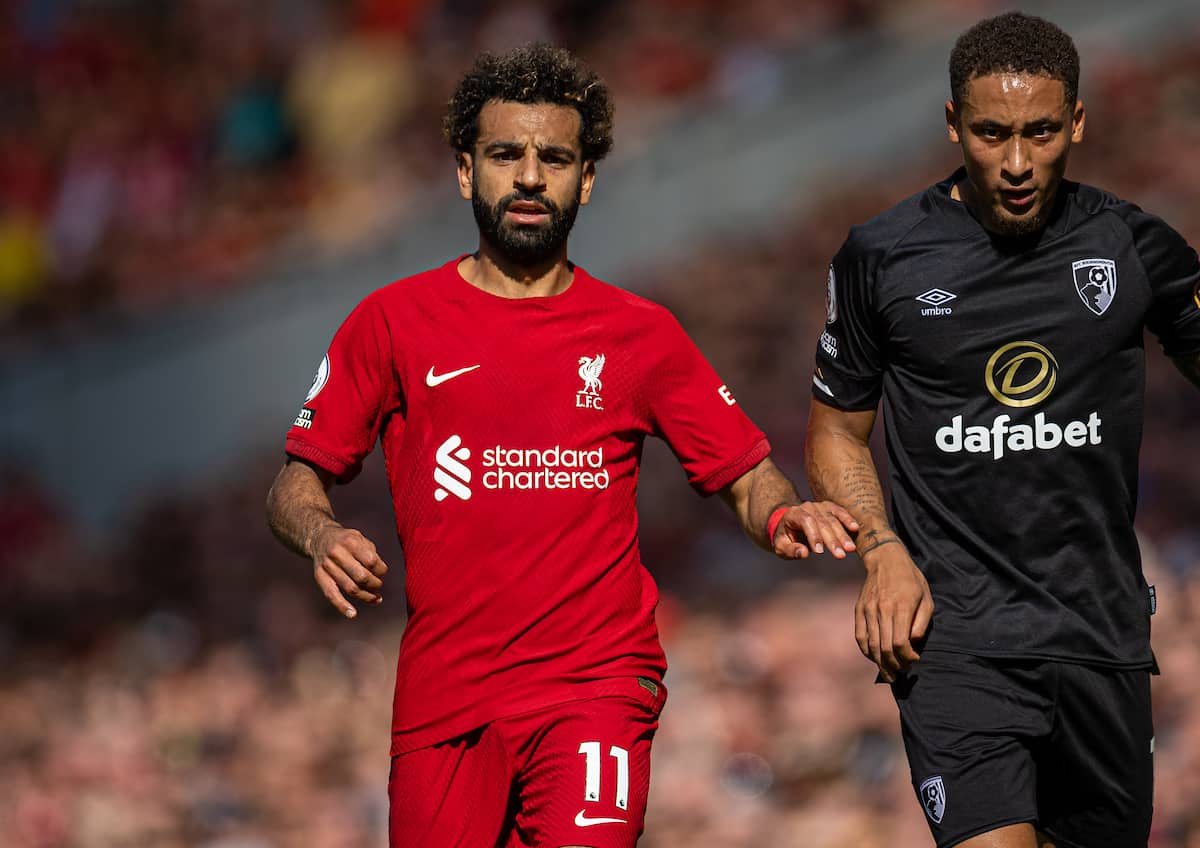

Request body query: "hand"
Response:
[772, 501, 860, 559]
[854, 537, 933, 682]
[309, 524, 389, 619]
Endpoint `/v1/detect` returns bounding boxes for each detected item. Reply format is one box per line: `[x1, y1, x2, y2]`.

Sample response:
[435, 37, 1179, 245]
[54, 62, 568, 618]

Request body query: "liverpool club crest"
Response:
[576, 354, 605, 410]
[1072, 258, 1116, 316]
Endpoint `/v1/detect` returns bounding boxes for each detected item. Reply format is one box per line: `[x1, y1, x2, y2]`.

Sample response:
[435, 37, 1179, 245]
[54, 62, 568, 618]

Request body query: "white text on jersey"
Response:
[935, 412, 1102, 460]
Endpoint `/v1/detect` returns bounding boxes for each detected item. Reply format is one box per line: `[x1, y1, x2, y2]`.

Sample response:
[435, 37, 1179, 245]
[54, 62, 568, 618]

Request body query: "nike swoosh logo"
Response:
[425, 365, 481, 387]
[574, 810, 627, 827]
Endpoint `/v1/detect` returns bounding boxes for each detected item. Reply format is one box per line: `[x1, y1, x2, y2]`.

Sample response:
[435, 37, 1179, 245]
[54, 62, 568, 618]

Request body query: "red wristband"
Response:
[766, 506, 790, 542]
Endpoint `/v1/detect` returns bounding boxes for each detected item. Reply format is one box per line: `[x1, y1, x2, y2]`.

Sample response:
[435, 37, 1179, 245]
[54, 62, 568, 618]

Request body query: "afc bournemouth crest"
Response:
[919, 775, 946, 824]
[576, 354, 605, 410]
[1072, 258, 1116, 316]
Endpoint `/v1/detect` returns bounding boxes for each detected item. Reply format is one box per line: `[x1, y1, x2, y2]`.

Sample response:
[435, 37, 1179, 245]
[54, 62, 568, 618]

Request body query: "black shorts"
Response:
[891, 650, 1154, 848]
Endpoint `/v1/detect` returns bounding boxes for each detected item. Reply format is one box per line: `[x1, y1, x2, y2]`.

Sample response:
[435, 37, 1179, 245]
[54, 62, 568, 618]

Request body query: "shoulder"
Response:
[841, 185, 937, 267]
[344, 259, 461, 323]
[577, 266, 683, 328]
[1066, 181, 1162, 232]
[368, 261, 453, 305]
[1064, 180, 1141, 226]
[1065, 182, 1189, 252]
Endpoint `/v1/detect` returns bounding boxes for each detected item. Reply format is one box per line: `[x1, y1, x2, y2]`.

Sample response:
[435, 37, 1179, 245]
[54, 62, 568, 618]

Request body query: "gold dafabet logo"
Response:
[985, 341, 1058, 408]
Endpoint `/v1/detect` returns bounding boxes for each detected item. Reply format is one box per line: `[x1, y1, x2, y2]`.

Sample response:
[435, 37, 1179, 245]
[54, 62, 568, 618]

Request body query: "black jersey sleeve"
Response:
[811, 228, 885, 411]
[1124, 207, 1200, 355]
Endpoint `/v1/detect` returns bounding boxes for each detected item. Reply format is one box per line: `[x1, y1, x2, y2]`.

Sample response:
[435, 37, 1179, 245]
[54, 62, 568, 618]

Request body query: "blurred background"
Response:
[1, 0, 1199, 845]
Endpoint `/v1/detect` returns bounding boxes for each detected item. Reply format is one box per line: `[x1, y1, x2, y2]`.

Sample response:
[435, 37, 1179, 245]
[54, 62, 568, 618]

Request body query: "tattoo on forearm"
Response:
[858, 529, 901, 557]
[839, 458, 887, 519]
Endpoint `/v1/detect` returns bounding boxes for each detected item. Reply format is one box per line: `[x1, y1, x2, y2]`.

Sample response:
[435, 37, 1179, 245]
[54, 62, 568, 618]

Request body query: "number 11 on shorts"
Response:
[578, 741, 629, 809]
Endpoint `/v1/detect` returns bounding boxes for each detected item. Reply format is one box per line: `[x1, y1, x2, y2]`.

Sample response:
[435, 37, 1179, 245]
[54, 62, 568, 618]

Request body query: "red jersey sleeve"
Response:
[644, 312, 770, 495]
[285, 294, 400, 483]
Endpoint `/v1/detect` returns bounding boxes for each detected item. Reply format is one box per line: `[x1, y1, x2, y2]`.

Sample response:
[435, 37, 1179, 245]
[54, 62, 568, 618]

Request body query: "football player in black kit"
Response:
[805, 12, 1200, 848]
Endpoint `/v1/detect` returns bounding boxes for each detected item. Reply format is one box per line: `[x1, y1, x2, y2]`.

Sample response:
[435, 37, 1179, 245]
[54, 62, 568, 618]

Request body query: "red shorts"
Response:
[388, 679, 665, 848]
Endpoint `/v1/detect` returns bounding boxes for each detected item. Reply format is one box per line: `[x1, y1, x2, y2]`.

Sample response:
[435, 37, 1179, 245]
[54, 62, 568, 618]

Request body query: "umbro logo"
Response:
[426, 364, 480, 387]
[916, 288, 956, 316]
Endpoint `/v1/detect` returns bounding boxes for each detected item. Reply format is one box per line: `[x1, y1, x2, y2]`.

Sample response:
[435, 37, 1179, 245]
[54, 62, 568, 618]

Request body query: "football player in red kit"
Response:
[267, 43, 857, 848]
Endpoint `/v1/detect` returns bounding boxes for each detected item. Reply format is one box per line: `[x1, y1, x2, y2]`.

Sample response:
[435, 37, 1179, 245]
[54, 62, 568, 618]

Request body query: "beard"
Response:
[986, 203, 1050, 239]
[472, 178, 581, 266]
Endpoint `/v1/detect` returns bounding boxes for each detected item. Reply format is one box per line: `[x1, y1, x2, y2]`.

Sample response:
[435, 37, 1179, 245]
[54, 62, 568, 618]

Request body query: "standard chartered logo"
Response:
[434, 435, 472, 501]
[936, 341, 1102, 461]
[434, 436, 610, 500]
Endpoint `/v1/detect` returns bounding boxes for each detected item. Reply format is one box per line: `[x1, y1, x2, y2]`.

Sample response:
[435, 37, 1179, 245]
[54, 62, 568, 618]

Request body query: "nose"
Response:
[1002, 137, 1032, 185]
[514, 149, 545, 192]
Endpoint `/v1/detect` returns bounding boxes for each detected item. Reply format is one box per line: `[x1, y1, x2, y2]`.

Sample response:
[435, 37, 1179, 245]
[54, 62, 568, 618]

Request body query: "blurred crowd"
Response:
[0, 0, 993, 347]
[3, 2, 1200, 847]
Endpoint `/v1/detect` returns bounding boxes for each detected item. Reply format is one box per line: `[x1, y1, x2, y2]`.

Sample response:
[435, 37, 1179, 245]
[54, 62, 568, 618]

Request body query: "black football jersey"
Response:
[813, 168, 1200, 667]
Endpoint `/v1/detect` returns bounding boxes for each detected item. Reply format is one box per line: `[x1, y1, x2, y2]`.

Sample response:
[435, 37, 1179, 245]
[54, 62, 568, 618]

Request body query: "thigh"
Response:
[388, 726, 513, 848]
[892, 651, 1051, 848]
[503, 689, 662, 848]
[1036, 664, 1153, 848]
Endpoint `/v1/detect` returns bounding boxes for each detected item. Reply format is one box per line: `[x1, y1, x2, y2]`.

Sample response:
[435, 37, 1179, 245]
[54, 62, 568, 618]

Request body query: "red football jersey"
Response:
[285, 258, 770, 753]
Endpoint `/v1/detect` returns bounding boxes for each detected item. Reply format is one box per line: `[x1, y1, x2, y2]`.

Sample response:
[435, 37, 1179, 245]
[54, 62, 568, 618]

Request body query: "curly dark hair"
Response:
[949, 12, 1079, 106]
[443, 43, 614, 162]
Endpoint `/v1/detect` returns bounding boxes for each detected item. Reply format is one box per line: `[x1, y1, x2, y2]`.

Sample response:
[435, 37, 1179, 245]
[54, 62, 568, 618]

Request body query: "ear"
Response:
[945, 99, 962, 144]
[456, 151, 473, 200]
[1071, 98, 1086, 143]
[579, 160, 596, 206]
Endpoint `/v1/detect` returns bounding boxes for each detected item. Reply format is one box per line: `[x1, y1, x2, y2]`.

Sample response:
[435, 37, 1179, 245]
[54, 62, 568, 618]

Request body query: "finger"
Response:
[323, 560, 381, 603]
[348, 535, 389, 577]
[867, 605, 884, 671]
[772, 521, 810, 559]
[777, 536, 811, 559]
[315, 568, 357, 619]
[894, 604, 921, 665]
[854, 600, 870, 659]
[816, 515, 854, 560]
[878, 603, 897, 674]
[823, 509, 858, 552]
[328, 547, 384, 591]
[827, 503, 860, 535]
[790, 513, 825, 555]
[911, 592, 935, 643]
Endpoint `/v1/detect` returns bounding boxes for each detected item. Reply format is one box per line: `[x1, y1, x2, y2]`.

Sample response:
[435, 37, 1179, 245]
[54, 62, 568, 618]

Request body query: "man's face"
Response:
[947, 73, 1085, 238]
[457, 100, 595, 266]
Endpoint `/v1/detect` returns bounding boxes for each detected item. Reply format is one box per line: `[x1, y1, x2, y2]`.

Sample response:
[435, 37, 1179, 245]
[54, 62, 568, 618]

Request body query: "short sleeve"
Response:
[1127, 208, 1200, 356]
[285, 294, 400, 483]
[644, 313, 770, 496]
[811, 229, 885, 410]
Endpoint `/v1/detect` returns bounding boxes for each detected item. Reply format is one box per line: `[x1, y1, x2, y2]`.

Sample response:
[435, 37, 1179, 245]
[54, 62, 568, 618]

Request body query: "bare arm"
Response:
[1171, 350, 1200, 389]
[804, 403, 894, 551]
[266, 459, 389, 618]
[718, 456, 859, 559]
[805, 399, 933, 680]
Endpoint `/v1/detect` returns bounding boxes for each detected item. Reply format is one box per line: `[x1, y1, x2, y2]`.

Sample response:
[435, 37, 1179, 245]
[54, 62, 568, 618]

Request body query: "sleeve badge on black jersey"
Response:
[825, 265, 838, 324]
[1071, 259, 1117, 316]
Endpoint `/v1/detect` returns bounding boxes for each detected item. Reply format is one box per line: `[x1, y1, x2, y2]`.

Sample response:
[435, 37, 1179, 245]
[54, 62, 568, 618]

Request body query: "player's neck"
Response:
[459, 248, 575, 299]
